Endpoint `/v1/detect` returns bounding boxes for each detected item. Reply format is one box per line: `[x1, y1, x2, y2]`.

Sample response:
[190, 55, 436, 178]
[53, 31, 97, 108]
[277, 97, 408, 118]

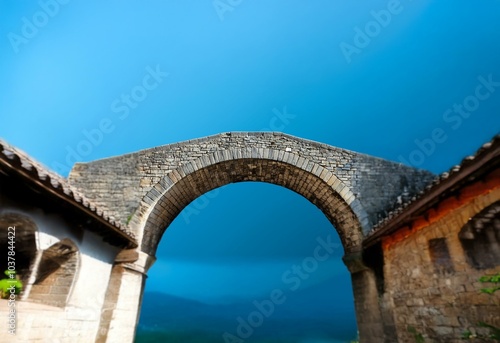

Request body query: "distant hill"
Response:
[136, 279, 357, 343]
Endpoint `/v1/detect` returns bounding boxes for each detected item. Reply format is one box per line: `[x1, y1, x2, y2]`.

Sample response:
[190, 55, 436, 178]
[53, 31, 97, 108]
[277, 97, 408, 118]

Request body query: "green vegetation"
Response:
[407, 325, 425, 343]
[126, 213, 134, 225]
[349, 330, 360, 342]
[135, 330, 221, 343]
[135, 329, 351, 343]
[478, 273, 500, 295]
[462, 322, 500, 341]
[0, 270, 23, 299]
[135, 330, 303, 343]
[462, 273, 500, 341]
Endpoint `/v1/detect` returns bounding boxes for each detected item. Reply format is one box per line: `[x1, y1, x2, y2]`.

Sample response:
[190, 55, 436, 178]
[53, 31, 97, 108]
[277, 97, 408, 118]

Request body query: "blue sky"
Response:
[1, 0, 500, 337]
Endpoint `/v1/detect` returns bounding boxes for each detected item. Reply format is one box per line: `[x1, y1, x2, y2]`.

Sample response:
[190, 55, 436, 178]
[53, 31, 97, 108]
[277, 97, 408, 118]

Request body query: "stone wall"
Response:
[69, 132, 435, 236]
[0, 300, 101, 342]
[350, 269, 386, 341]
[67, 132, 437, 342]
[382, 175, 500, 342]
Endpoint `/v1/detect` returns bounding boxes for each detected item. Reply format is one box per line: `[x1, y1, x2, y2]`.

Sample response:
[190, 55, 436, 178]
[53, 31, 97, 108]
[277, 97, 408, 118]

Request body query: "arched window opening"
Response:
[29, 238, 79, 307]
[459, 201, 500, 270]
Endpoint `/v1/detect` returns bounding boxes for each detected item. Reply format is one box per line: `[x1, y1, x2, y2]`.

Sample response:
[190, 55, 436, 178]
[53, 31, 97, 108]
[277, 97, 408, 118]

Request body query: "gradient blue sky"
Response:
[1, 0, 499, 328]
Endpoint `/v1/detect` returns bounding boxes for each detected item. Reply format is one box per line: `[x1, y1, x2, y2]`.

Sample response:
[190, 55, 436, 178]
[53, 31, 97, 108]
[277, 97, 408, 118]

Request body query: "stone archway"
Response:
[69, 132, 436, 343]
[131, 153, 368, 256]
[121, 151, 383, 342]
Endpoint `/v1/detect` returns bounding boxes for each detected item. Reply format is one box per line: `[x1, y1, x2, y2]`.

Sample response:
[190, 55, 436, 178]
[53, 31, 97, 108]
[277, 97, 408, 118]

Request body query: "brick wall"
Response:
[382, 180, 500, 342]
[69, 132, 435, 237]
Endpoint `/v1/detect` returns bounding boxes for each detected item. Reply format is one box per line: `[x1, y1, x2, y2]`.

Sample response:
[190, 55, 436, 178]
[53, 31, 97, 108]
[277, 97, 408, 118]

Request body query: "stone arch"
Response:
[88, 134, 435, 343]
[459, 200, 500, 270]
[0, 212, 38, 287]
[29, 238, 79, 307]
[130, 147, 370, 256]
[121, 149, 387, 343]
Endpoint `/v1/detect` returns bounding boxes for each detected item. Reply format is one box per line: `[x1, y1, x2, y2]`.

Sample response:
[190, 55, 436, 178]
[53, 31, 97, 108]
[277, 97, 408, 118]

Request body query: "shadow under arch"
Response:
[29, 238, 80, 307]
[130, 150, 370, 256]
[459, 200, 500, 270]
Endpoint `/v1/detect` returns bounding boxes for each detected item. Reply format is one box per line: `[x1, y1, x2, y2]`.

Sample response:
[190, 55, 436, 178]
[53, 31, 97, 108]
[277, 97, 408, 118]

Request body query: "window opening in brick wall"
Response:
[428, 238, 455, 275]
[363, 242, 385, 295]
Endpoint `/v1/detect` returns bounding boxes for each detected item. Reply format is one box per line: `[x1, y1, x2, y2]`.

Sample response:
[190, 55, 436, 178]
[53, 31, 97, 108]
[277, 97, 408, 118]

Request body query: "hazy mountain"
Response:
[136, 280, 357, 343]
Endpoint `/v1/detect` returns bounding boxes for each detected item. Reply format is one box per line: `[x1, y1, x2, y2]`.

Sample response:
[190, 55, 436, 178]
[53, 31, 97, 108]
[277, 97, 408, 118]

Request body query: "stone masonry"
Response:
[380, 170, 500, 342]
[69, 132, 434, 254]
[66, 132, 436, 343]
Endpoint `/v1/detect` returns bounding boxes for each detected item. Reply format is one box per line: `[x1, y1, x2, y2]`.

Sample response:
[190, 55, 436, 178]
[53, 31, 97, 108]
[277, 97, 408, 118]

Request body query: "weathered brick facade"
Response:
[364, 136, 500, 342]
[379, 173, 500, 342]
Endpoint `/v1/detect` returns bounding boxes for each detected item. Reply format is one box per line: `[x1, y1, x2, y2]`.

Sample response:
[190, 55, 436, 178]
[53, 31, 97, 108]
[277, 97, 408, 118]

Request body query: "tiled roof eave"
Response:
[364, 134, 500, 247]
[0, 140, 137, 249]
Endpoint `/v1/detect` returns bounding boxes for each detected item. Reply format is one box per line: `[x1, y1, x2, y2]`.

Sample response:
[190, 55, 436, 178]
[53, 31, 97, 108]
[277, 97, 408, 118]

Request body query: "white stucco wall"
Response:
[0, 203, 121, 342]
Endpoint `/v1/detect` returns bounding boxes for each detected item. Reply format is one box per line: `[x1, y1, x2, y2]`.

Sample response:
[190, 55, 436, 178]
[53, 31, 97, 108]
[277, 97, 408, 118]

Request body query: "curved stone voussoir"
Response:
[68, 132, 436, 254]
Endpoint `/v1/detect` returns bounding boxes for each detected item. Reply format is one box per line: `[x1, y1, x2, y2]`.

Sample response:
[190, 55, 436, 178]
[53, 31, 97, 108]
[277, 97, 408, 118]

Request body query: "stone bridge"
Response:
[68, 132, 435, 342]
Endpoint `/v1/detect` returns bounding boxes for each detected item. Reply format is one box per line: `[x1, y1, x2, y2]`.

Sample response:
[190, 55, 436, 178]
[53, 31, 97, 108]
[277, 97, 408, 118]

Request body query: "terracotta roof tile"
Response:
[368, 134, 500, 237]
[0, 139, 136, 246]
